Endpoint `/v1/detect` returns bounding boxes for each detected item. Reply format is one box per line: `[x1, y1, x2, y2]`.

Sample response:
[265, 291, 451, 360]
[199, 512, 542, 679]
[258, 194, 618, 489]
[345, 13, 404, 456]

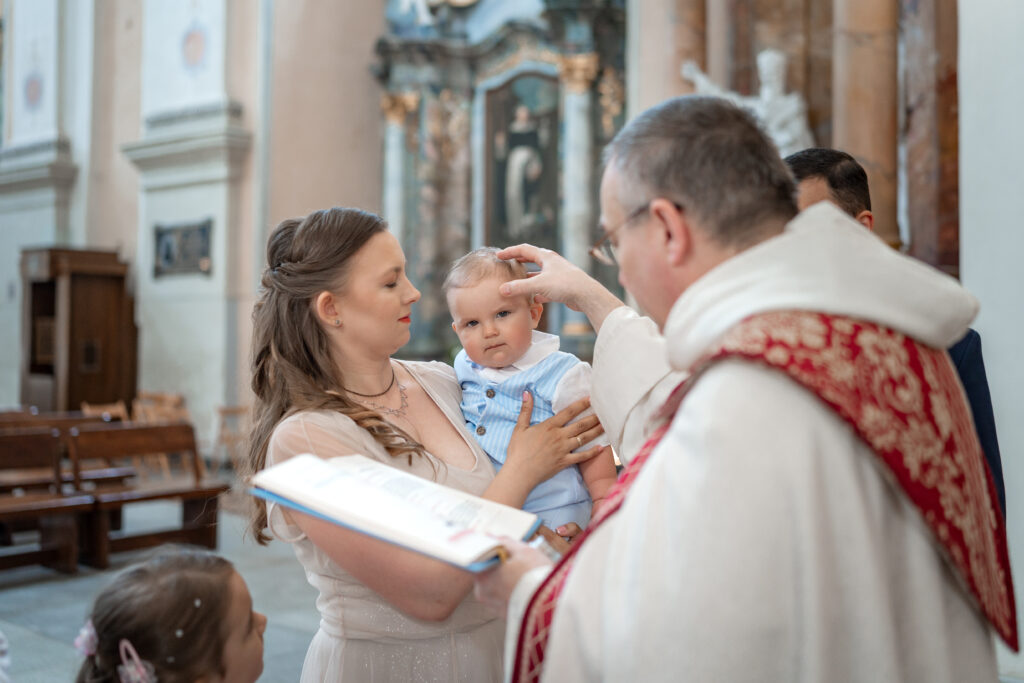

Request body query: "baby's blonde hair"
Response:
[443, 247, 529, 295]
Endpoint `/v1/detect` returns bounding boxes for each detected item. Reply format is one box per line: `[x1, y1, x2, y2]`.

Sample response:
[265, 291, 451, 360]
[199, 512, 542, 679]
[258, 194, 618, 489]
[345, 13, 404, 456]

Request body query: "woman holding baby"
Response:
[243, 207, 605, 682]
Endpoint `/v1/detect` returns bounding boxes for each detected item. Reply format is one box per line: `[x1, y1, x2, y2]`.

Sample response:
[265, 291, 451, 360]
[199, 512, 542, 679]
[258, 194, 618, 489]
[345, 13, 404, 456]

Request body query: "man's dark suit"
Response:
[949, 329, 1005, 517]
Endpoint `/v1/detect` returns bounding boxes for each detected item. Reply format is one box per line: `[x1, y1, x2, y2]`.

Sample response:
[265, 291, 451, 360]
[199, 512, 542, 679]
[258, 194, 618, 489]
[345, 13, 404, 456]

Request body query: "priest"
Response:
[477, 96, 1015, 682]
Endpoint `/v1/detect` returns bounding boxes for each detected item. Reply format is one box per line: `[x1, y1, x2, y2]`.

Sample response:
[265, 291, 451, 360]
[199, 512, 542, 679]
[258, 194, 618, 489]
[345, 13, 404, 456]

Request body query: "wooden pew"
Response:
[0, 428, 94, 573]
[0, 462, 136, 494]
[131, 393, 199, 478]
[67, 422, 230, 568]
[0, 411, 109, 431]
[0, 414, 135, 495]
[0, 414, 133, 541]
[84, 400, 172, 479]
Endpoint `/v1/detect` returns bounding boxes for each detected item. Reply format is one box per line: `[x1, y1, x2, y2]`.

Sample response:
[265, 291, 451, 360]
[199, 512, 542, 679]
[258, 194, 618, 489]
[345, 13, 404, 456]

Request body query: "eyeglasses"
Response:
[589, 201, 682, 266]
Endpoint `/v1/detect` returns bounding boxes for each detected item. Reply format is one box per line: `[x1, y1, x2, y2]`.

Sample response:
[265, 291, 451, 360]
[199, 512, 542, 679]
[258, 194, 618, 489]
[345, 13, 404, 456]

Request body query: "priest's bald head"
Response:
[598, 96, 798, 328]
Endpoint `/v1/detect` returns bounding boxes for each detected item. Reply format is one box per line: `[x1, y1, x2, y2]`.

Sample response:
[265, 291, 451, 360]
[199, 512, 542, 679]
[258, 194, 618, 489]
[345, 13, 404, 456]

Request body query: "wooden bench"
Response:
[0, 428, 94, 573]
[0, 411, 110, 431]
[67, 422, 231, 568]
[0, 418, 135, 502]
[0, 463, 136, 495]
[131, 393, 201, 478]
[213, 405, 250, 471]
[0, 416, 131, 541]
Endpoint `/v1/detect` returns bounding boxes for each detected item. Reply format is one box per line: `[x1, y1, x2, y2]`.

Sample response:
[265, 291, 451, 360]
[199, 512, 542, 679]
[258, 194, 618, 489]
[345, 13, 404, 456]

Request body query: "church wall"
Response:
[225, 0, 258, 411]
[266, 0, 386, 224]
[626, 0, 703, 114]
[6, 0, 58, 147]
[0, 0, 76, 406]
[959, 1, 1024, 677]
[84, 0, 141, 261]
[61, 0, 95, 249]
[124, 0, 256, 446]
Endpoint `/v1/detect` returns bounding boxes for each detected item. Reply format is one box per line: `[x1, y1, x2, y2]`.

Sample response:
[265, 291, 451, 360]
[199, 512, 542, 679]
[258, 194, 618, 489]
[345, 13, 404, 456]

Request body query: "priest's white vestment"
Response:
[507, 203, 1002, 682]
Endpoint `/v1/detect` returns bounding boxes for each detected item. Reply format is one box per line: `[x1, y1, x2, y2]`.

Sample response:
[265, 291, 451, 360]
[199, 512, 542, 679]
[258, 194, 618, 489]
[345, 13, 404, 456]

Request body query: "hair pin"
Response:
[74, 619, 98, 657]
[117, 639, 157, 683]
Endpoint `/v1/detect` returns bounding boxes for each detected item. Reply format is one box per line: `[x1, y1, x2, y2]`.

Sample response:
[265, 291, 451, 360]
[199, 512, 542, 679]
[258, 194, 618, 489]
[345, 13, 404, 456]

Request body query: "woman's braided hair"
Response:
[242, 208, 426, 544]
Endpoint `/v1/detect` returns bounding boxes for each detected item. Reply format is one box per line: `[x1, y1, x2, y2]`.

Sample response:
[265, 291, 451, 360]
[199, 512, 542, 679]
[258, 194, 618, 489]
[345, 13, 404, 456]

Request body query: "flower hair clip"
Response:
[117, 639, 157, 683]
[74, 619, 98, 657]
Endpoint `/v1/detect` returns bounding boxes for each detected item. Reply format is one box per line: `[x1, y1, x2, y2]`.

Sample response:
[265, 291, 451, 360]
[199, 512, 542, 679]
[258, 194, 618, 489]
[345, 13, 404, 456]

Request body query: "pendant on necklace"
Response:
[362, 382, 409, 417]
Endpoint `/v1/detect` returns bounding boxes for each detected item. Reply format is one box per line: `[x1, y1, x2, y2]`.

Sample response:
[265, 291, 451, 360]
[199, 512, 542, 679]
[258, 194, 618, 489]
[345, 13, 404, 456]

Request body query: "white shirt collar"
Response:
[473, 330, 560, 382]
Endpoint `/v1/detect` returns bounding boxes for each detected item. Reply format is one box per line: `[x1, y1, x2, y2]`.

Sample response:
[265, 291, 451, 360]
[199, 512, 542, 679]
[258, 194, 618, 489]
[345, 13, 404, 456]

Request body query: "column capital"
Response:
[558, 53, 599, 94]
[380, 92, 420, 125]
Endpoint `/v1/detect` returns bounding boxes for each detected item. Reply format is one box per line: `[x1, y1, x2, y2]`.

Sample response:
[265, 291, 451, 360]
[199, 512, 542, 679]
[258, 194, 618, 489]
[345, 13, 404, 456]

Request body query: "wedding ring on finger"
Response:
[576, 435, 583, 448]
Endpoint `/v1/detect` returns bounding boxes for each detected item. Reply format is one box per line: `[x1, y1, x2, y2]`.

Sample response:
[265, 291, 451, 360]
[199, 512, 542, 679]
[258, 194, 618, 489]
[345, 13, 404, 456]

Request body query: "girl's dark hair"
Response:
[242, 207, 426, 544]
[75, 548, 235, 683]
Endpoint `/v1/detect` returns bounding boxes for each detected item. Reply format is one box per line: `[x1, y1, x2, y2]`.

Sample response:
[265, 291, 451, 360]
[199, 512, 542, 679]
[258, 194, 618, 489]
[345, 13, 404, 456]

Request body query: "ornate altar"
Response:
[376, 0, 626, 360]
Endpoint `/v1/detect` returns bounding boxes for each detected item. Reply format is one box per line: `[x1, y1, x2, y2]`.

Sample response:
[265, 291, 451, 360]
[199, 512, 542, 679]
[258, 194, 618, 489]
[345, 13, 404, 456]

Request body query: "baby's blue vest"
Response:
[454, 348, 592, 530]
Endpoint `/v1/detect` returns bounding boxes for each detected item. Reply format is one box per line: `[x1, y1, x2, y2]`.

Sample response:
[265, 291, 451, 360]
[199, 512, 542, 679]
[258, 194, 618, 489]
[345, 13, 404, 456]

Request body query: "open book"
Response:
[250, 454, 542, 572]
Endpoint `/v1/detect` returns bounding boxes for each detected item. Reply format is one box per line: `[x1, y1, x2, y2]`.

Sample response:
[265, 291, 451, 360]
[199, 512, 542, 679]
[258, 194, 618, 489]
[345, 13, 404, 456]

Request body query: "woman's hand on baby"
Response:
[503, 392, 606, 488]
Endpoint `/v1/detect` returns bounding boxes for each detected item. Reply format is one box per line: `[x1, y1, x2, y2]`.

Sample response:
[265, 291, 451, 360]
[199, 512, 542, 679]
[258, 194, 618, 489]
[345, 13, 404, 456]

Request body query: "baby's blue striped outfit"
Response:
[454, 346, 592, 530]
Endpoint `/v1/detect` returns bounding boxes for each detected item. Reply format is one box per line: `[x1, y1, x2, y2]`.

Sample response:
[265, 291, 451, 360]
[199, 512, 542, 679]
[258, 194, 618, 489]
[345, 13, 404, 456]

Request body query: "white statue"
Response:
[682, 49, 815, 157]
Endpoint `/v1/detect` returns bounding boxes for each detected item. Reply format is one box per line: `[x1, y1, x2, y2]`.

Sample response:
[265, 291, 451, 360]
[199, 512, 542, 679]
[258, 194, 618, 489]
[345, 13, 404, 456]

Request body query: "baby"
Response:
[445, 247, 617, 532]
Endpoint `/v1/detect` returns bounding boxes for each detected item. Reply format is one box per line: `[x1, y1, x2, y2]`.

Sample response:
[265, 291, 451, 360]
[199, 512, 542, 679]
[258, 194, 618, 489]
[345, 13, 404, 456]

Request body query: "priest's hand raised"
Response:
[496, 244, 624, 333]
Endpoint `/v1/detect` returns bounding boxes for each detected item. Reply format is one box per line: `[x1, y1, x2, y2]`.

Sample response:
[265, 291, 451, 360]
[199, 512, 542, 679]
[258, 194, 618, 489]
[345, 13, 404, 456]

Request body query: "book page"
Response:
[252, 454, 540, 568]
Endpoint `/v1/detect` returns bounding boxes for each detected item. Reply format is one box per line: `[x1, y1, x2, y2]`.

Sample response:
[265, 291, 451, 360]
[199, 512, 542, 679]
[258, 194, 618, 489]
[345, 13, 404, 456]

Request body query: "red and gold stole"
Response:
[512, 311, 1017, 683]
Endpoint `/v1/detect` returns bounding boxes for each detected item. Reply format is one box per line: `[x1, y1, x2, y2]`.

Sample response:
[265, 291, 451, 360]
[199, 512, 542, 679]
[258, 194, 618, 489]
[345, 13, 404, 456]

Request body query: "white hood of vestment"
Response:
[663, 202, 979, 372]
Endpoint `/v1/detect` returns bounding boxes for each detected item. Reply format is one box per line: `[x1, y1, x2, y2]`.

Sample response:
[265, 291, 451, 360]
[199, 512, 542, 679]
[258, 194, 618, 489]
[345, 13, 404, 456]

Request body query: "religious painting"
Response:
[153, 218, 213, 277]
[485, 74, 560, 250]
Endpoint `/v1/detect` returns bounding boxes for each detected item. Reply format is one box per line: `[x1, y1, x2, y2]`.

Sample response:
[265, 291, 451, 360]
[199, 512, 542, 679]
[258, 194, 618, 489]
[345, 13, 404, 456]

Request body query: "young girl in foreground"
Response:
[75, 548, 266, 683]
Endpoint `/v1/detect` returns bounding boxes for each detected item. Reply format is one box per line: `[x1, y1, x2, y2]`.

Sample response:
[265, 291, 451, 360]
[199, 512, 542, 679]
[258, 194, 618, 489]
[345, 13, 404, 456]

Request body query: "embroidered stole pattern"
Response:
[512, 311, 1017, 683]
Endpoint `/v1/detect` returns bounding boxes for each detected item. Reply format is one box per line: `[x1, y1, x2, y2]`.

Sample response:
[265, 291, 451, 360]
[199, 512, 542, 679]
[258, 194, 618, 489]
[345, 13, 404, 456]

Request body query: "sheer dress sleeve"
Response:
[264, 410, 382, 542]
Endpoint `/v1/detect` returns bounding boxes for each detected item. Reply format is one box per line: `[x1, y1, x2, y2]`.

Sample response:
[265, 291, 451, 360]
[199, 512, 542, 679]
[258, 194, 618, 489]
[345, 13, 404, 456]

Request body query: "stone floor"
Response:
[0, 498, 319, 681]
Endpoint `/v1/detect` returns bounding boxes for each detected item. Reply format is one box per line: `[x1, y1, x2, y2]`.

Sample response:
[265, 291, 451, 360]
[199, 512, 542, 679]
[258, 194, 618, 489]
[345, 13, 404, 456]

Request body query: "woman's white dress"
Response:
[266, 360, 504, 682]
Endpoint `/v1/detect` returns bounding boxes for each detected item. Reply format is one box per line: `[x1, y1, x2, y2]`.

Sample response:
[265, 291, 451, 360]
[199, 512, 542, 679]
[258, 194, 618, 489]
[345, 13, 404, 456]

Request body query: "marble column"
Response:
[706, 0, 736, 89]
[675, 0, 707, 92]
[380, 91, 420, 249]
[559, 53, 599, 337]
[626, 0, 705, 115]
[832, 0, 900, 248]
[903, 0, 959, 275]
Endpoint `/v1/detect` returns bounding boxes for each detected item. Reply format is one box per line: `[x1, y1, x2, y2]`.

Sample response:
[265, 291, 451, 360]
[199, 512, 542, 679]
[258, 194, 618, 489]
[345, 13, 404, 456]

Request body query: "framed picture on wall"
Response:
[154, 218, 213, 277]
